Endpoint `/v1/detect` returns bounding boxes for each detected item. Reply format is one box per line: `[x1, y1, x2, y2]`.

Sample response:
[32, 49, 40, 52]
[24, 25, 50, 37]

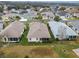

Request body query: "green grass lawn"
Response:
[66, 17, 79, 20]
[1, 41, 79, 58]
[52, 41, 79, 58]
[20, 23, 29, 45]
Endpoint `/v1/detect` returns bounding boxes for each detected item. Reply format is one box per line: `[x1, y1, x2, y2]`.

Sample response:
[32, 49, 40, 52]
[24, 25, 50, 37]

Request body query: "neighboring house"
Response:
[41, 11, 54, 20]
[0, 21, 24, 42]
[56, 11, 71, 18]
[54, 5, 59, 13]
[48, 21, 78, 40]
[27, 22, 51, 42]
[26, 9, 37, 20]
[65, 7, 79, 17]
[65, 7, 79, 13]
[2, 13, 20, 21]
[10, 9, 27, 14]
[0, 20, 3, 32]
[61, 20, 79, 35]
[10, 9, 19, 14]
[73, 13, 79, 17]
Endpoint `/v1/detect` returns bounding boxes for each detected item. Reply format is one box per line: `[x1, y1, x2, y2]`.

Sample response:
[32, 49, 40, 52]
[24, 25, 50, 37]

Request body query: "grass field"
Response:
[66, 17, 79, 20]
[0, 41, 79, 58]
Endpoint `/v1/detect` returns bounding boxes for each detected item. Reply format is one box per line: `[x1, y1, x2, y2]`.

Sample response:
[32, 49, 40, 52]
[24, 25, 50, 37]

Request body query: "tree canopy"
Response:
[54, 16, 61, 21]
[59, 6, 66, 11]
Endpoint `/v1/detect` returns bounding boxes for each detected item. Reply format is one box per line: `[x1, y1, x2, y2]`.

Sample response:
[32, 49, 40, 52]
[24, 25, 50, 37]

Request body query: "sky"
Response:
[0, 0, 79, 1]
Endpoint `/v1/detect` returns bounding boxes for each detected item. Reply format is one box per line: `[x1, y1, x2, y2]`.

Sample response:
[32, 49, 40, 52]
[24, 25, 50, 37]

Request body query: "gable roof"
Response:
[48, 21, 78, 39]
[0, 21, 24, 38]
[27, 22, 51, 38]
[41, 11, 54, 17]
[65, 7, 79, 13]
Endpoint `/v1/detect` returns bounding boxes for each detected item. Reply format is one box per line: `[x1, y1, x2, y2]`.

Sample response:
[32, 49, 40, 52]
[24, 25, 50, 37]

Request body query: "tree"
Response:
[0, 36, 3, 48]
[0, 6, 3, 12]
[59, 6, 66, 11]
[15, 16, 21, 21]
[54, 16, 61, 21]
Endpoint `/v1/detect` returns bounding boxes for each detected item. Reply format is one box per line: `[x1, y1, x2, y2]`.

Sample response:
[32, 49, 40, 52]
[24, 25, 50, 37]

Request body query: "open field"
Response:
[0, 40, 79, 58]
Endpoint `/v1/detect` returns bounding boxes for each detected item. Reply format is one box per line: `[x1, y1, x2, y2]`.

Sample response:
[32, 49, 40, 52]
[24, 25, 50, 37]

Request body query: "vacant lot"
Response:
[0, 45, 59, 58]
[0, 41, 79, 58]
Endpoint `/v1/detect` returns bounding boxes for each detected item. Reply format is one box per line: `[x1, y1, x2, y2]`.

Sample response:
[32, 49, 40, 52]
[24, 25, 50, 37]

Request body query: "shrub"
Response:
[24, 55, 29, 58]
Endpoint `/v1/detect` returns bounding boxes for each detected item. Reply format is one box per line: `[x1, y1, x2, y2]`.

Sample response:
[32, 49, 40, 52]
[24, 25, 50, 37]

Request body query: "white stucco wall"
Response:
[28, 38, 42, 42]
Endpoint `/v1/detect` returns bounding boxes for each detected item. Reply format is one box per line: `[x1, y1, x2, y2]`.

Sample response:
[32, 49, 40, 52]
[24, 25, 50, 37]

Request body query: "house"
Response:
[48, 21, 78, 40]
[2, 13, 20, 21]
[61, 20, 79, 35]
[65, 7, 79, 17]
[73, 13, 79, 17]
[41, 11, 54, 20]
[56, 11, 71, 18]
[26, 9, 37, 20]
[27, 22, 51, 42]
[0, 21, 24, 42]
[65, 7, 79, 13]
[10, 9, 27, 14]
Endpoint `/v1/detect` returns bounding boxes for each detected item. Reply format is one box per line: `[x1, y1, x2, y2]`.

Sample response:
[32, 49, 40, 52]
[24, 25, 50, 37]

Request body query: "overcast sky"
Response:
[0, 0, 79, 1]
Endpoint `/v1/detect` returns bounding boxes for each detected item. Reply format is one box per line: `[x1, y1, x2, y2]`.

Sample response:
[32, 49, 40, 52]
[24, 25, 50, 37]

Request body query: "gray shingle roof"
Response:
[0, 21, 24, 38]
[27, 22, 51, 38]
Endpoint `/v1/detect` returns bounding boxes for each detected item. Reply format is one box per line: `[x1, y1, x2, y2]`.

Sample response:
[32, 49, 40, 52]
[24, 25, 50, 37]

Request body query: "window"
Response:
[4, 38, 6, 41]
[30, 38, 31, 40]
[36, 38, 38, 40]
[8, 38, 18, 41]
[73, 36, 76, 38]
[14, 38, 18, 41]
[69, 36, 72, 38]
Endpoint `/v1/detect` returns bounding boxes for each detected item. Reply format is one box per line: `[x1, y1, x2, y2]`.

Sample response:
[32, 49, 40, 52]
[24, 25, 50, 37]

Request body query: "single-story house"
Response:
[56, 11, 71, 18]
[0, 21, 24, 42]
[48, 21, 78, 40]
[2, 13, 20, 21]
[61, 20, 79, 35]
[41, 11, 54, 20]
[65, 7, 79, 13]
[27, 22, 51, 42]
[10, 9, 27, 14]
[65, 7, 79, 17]
[73, 13, 79, 17]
